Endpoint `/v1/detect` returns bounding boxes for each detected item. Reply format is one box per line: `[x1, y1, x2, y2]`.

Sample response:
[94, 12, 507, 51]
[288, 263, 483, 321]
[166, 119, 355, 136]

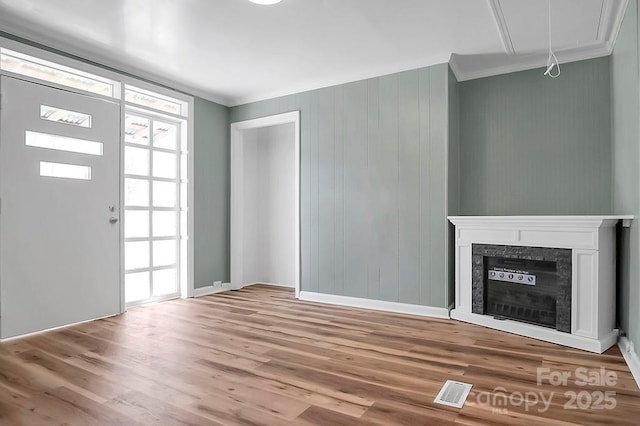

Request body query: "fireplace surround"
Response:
[448, 215, 633, 353]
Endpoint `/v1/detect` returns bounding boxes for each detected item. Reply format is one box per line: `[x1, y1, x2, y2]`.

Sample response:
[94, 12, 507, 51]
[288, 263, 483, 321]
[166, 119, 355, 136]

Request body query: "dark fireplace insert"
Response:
[485, 257, 558, 328]
[472, 244, 572, 333]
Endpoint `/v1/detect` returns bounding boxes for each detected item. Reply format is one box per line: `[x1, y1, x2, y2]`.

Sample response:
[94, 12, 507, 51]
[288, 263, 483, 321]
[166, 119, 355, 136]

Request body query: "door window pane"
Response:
[125, 210, 149, 238]
[152, 151, 176, 179]
[125, 146, 149, 176]
[1, 48, 115, 97]
[125, 178, 149, 207]
[125, 271, 150, 302]
[153, 181, 177, 208]
[152, 269, 176, 296]
[125, 86, 185, 116]
[27, 131, 102, 156]
[39, 161, 91, 180]
[153, 121, 177, 150]
[40, 105, 92, 128]
[125, 241, 149, 270]
[125, 115, 150, 145]
[153, 240, 176, 267]
[152, 211, 176, 237]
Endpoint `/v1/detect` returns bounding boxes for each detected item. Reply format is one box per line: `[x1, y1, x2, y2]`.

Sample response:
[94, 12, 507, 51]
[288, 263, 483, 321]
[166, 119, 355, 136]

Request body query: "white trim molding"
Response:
[488, 0, 516, 55]
[618, 336, 640, 391]
[239, 282, 295, 289]
[299, 292, 451, 319]
[192, 283, 232, 298]
[230, 111, 301, 298]
[449, 44, 612, 83]
[450, 0, 629, 82]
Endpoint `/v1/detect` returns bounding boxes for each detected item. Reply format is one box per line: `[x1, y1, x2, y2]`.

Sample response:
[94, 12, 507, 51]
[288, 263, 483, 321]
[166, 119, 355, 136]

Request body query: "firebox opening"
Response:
[484, 257, 558, 329]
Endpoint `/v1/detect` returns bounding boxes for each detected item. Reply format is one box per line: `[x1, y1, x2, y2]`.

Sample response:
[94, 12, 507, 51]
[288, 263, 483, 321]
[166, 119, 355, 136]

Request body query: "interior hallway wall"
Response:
[231, 63, 454, 309]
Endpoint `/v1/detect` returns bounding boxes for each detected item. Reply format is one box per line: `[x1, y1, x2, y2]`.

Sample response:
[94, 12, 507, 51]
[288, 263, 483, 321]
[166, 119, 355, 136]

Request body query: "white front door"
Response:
[0, 76, 121, 338]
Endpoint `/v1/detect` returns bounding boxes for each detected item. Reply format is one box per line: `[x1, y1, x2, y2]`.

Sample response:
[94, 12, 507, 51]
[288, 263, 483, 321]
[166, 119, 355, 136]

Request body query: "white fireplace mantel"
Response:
[448, 215, 634, 353]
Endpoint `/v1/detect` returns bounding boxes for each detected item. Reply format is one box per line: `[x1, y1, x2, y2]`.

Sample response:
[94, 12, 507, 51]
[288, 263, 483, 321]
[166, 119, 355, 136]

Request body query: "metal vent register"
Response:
[433, 380, 473, 408]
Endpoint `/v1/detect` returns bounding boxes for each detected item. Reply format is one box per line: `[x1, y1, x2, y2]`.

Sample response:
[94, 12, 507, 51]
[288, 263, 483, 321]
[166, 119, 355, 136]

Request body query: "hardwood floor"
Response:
[0, 284, 638, 425]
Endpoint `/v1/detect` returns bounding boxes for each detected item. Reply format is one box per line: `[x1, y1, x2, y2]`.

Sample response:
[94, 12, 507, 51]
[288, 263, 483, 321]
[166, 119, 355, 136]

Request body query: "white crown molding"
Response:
[298, 291, 451, 319]
[603, 0, 629, 52]
[450, 42, 612, 82]
[454, 0, 628, 82]
[448, 53, 464, 82]
[488, 0, 515, 55]
[618, 336, 640, 391]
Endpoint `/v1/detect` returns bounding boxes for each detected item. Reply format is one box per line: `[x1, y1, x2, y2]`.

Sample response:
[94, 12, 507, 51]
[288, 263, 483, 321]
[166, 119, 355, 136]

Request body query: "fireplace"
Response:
[448, 215, 629, 353]
[471, 244, 572, 333]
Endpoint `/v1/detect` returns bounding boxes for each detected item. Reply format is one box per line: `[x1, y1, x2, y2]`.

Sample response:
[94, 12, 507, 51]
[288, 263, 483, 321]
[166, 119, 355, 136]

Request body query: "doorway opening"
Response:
[230, 111, 300, 297]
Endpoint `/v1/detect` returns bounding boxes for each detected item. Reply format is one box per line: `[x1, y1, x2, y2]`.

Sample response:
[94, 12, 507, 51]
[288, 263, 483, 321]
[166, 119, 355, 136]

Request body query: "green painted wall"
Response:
[193, 99, 230, 288]
[447, 67, 460, 305]
[611, 0, 640, 350]
[231, 64, 454, 308]
[459, 57, 612, 215]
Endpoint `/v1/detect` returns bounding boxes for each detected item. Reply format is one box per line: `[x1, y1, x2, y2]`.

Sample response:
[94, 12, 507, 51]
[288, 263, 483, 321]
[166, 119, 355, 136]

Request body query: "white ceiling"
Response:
[0, 0, 628, 106]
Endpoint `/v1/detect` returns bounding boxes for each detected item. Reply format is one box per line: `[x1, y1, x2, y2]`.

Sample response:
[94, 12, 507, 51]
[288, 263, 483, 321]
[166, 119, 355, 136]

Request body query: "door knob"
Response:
[109, 217, 119, 224]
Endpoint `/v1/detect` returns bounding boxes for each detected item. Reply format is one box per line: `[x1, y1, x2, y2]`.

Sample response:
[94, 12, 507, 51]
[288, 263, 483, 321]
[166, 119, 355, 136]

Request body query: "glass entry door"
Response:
[124, 110, 184, 305]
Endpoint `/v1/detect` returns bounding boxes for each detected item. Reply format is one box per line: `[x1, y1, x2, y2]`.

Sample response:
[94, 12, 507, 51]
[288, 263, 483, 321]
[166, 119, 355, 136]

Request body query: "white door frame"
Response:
[0, 37, 195, 308]
[230, 111, 300, 298]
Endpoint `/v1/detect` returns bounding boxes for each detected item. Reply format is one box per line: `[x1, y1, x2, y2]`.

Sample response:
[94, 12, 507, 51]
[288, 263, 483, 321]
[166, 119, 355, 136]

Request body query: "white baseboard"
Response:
[298, 291, 450, 319]
[618, 336, 640, 390]
[0, 312, 122, 342]
[239, 281, 295, 289]
[192, 283, 232, 297]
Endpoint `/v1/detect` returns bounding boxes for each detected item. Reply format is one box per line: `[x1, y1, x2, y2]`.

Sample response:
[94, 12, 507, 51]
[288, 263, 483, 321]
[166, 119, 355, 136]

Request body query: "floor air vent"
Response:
[433, 380, 473, 408]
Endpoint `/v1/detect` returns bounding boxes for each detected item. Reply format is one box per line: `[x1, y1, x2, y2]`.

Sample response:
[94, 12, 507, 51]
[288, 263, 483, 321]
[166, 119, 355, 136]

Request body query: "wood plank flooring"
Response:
[0, 284, 638, 425]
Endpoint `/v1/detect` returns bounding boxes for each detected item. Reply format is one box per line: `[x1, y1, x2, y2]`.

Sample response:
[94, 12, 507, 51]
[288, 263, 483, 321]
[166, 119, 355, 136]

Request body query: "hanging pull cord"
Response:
[545, 51, 560, 78]
[544, 0, 561, 78]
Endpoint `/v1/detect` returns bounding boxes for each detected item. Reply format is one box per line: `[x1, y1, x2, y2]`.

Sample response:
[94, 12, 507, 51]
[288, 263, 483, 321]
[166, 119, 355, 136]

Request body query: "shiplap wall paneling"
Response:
[459, 58, 611, 216]
[343, 81, 369, 298]
[378, 73, 401, 302]
[317, 88, 335, 295]
[367, 79, 382, 301]
[398, 70, 421, 304]
[428, 65, 449, 308]
[230, 63, 452, 309]
[334, 86, 345, 296]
